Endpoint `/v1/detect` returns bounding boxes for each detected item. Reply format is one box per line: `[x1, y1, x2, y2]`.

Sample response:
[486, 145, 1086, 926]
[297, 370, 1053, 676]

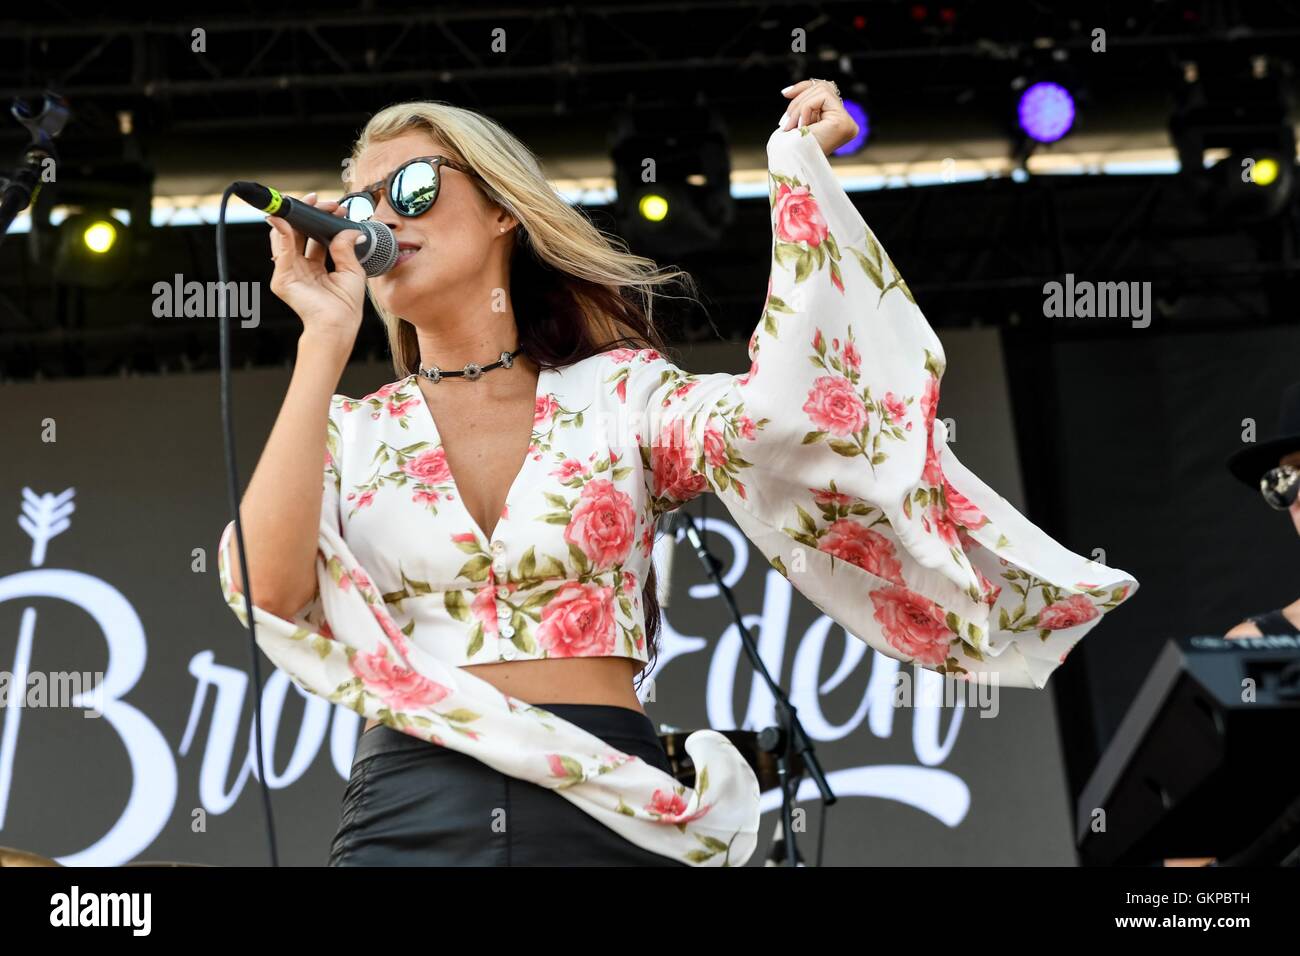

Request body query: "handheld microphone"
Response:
[231, 181, 398, 277]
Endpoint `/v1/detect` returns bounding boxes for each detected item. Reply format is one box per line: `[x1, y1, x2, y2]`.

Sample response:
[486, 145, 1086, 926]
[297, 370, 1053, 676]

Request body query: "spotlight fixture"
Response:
[637, 193, 669, 223]
[610, 106, 734, 258]
[81, 218, 118, 254]
[53, 210, 132, 288]
[1170, 56, 1297, 221]
[1018, 81, 1076, 143]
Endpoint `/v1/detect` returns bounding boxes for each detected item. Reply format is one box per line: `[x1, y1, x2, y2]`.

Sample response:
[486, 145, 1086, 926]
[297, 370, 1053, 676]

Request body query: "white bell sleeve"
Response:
[619, 124, 1138, 690]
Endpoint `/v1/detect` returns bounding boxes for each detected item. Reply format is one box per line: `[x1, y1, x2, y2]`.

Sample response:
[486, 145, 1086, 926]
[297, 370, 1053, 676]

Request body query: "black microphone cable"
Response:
[216, 183, 280, 868]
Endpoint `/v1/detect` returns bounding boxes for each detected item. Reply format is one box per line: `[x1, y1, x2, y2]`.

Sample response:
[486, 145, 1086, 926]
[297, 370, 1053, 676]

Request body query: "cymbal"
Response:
[0, 846, 62, 867]
[122, 861, 214, 867]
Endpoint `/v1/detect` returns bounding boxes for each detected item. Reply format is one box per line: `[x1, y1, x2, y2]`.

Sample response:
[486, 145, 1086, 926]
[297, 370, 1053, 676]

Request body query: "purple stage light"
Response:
[1017, 81, 1075, 143]
[835, 99, 871, 155]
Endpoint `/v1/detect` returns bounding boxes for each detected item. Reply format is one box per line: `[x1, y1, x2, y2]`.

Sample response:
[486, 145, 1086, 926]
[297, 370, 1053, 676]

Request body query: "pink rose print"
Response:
[362, 381, 402, 402]
[943, 478, 989, 529]
[882, 391, 908, 425]
[922, 435, 944, 486]
[403, 448, 454, 486]
[869, 585, 953, 666]
[812, 487, 854, 508]
[925, 500, 962, 547]
[921, 374, 939, 431]
[818, 519, 906, 585]
[702, 423, 729, 468]
[607, 348, 641, 364]
[737, 357, 759, 387]
[622, 570, 637, 594]
[535, 394, 559, 426]
[650, 419, 709, 504]
[350, 568, 372, 591]
[646, 789, 711, 825]
[351, 647, 450, 712]
[554, 458, 589, 481]
[355, 489, 376, 510]
[564, 478, 637, 566]
[803, 375, 868, 437]
[369, 603, 411, 654]
[545, 754, 571, 779]
[536, 581, 617, 658]
[470, 583, 501, 639]
[843, 340, 861, 372]
[736, 414, 757, 440]
[669, 380, 700, 405]
[387, 397, 418, 418]
[1038, 594, 1100, 630]
[974, 565, 1002, 607]
[773, 181, 830, 248]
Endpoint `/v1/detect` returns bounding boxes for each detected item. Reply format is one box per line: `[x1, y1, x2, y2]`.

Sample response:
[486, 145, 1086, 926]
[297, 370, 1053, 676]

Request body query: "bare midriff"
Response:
[361, 655, 648, 734]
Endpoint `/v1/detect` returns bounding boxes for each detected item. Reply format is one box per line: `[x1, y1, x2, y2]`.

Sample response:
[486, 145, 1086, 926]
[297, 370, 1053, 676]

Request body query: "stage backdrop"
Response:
[0, 328, 1090, 866]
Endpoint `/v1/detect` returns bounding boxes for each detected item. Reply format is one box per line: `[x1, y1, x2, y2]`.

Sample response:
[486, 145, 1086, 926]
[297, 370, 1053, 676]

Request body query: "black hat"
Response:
[1227, 381, 1300, 487]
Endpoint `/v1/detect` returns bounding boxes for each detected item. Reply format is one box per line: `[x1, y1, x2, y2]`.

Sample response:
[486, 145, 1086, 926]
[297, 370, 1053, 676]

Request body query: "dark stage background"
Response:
[1042, 324, 1300, 800]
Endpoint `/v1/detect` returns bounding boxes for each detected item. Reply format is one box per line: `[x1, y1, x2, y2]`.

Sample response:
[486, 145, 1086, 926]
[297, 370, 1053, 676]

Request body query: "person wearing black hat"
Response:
[1224, 381, 1300, 637]
[1163, 384, 1300, 865]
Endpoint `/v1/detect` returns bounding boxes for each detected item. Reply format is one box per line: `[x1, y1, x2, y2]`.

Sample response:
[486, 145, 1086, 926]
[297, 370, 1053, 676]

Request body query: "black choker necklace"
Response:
[416, 347, 524, 384]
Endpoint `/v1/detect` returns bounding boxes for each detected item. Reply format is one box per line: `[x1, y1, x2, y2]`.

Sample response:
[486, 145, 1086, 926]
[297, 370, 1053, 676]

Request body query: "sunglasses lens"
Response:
[341, 195, 375, 223]
[392, 160, 438, 216]
[1261, 467, 1300, 510]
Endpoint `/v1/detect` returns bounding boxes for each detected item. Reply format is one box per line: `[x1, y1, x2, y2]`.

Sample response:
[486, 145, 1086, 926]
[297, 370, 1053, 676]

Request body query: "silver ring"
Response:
[811, 78, 841, 99]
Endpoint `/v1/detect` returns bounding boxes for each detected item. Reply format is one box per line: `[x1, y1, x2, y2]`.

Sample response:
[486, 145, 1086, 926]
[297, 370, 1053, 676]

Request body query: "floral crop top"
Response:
[322, 354, 720, 670]
[217, 124, 1139, 866]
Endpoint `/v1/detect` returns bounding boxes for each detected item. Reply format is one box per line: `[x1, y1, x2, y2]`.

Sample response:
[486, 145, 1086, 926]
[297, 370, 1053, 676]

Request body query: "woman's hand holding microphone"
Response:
[266, 193, 368, 351]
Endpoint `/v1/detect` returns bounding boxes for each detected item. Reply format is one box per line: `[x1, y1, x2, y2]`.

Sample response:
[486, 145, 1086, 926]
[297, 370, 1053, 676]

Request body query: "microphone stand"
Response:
[0, 91, 70, 246]
[668, 508, 836, 866]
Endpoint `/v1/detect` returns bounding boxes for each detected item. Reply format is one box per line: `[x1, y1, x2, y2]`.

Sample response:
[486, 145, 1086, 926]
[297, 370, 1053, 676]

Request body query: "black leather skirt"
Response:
[327, 703, 690, 867]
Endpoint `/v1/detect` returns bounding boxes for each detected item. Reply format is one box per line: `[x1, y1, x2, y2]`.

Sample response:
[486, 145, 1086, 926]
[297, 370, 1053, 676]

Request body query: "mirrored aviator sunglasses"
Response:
[339, 155, 476, 223]
[1260, 464, 1300, 510]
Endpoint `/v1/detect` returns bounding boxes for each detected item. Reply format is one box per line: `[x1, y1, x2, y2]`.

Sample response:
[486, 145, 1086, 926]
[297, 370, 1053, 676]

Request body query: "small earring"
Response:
[499, 227, 505, 232]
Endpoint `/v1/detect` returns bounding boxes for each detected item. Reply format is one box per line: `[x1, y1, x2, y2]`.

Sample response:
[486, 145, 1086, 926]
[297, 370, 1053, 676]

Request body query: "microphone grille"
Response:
[358, 221, 399, 276]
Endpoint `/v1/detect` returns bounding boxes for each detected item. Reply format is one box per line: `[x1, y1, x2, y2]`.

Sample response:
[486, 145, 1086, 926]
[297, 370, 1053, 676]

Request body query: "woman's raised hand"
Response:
[267, 192, 368, 344]
[778, 78, 860, 157]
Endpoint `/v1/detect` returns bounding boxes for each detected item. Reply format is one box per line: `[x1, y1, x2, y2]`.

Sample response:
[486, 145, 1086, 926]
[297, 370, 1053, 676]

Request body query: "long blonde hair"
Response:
[347, 101, 703, 681]
[346, 100, 702, 379]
